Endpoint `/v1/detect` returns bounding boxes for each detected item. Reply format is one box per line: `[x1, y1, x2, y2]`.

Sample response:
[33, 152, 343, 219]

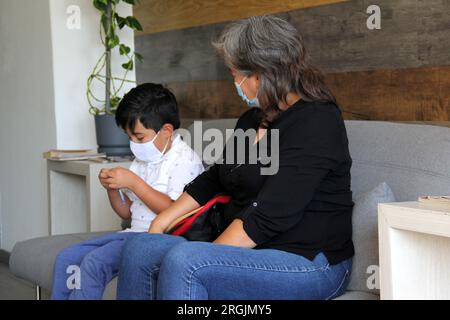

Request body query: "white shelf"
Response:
[378, 201, 450, 299]
[47, 159, 132, 235]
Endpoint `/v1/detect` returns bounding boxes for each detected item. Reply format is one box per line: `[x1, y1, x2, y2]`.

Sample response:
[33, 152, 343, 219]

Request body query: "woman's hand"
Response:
[100, 167, 140, 190]
[148, 218, 168, 234]
[148, 192, 201, 234]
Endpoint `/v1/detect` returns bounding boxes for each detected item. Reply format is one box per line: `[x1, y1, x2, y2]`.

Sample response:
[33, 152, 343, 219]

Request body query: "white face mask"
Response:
[130, 131, 170, 163]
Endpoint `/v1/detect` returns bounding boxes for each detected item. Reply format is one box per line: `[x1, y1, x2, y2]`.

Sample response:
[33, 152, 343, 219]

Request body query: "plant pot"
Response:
[94, 114, 131, 156]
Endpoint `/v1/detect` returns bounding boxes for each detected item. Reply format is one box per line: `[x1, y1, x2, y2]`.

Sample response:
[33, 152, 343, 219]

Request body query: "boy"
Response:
[51, 83, 204, 300]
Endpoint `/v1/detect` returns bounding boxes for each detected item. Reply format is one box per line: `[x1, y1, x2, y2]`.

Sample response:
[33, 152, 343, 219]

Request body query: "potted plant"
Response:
[88, 0, 143, 156]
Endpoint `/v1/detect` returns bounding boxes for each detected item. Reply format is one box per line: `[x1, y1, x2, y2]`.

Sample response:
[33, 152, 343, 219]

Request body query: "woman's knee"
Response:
[161, 242, 213, 272]
[121, 234, 187, 269]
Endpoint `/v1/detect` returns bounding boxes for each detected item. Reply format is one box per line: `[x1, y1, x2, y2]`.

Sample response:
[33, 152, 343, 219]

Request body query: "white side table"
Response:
[47, 159, 132, 235]
[378, 201, 450, 299]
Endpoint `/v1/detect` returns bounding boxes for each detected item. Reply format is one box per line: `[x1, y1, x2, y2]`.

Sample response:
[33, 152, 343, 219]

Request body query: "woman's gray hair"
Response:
[213, 15, 335, 127]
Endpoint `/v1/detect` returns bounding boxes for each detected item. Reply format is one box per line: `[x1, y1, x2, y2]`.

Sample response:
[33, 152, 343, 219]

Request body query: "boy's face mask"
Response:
[130, 131, 169, 163]
[235, 76, 260, 108]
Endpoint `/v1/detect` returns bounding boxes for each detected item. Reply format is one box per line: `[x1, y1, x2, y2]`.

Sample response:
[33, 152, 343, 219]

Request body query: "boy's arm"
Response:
[107, 189, 132, 220]
[101, 167, 174, 215]
[129, 177, 174, 214]
[99, 168, 132, 220]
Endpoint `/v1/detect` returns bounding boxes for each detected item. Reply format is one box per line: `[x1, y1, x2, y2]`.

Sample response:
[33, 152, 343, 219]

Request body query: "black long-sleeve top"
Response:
[184, 99, 354, 265]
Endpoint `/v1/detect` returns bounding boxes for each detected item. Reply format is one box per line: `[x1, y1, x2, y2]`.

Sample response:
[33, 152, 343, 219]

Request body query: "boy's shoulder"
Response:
[167, 135, 203, 167]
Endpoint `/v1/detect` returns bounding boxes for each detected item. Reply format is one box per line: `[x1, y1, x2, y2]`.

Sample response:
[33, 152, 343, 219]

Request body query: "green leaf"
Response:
[119, 44, 131, 55]
[107, 34, 120, 48]
[101, 14, 109, 33]
[122, 60, 134, 71]
[125, 16, 143, 31]
[93, 0, 108, 12]
[135, 52, 143, 62]
[110, 96, 121, 109]
[115, 14, 127, 29]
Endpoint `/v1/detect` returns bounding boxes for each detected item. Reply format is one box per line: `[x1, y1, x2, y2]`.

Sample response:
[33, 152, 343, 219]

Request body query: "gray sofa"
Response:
[9, 119, 450, 300]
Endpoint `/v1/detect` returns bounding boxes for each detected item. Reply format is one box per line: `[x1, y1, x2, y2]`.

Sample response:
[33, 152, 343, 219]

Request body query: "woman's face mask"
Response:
[235, 76, 260, 108]
[130, 131, 169, 163]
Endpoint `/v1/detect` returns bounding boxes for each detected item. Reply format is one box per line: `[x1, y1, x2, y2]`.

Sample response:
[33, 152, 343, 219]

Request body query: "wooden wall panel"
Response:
[326, 66, 450, 121]
[134, 0, 348, 35]
[167, 66, 450, 121]
[136, 0, 450, 84]
[167, 80, 246, 119]
[134, 0, 450, 122]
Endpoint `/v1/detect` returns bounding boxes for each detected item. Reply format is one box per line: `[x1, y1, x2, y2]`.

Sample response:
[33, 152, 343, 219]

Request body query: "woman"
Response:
[117, 15, 354, 300]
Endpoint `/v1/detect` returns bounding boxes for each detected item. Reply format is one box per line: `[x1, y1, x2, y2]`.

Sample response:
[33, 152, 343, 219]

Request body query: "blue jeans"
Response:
[117, 234, 352, 300]
[51, 232, 142, 300]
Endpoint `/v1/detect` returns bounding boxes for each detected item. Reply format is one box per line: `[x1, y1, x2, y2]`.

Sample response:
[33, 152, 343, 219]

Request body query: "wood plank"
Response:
[326, 66, 450, 121]
[136, 0, 450, 84]
[134, 0, 348, 35]
[167, 80, 246, 119]
[135, 22, 229, 84]
[164, 66, 450, 122]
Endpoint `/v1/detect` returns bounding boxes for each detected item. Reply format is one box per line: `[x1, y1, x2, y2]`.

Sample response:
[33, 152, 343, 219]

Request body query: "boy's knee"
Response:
[55, 244, 81, 265]
[80, 252, 103, 276]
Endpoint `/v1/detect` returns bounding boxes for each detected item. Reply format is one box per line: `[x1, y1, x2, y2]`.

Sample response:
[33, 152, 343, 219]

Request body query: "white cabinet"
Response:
[47, 160, 132, 235]
[379, 201, 450, 300]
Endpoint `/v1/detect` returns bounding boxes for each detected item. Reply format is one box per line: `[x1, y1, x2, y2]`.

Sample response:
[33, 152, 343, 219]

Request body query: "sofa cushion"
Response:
[348, 182, 396, 294]
[346, 121, 450, 201]
[334, 290, 379, 300]
[9, 231, 115, 292]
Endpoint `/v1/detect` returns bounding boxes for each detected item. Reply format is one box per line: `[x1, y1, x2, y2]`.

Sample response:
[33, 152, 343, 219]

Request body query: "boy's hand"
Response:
[99, 167, 139, 190]
[99, 169, 115, 190]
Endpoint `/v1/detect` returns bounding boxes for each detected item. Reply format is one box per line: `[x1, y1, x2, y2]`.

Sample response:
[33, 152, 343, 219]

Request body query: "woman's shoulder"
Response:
[235, 107, 262, 130]
[276, 99, 345, 138]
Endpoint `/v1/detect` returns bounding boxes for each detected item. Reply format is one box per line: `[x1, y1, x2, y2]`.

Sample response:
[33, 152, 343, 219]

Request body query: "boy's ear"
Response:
[161, 123, 175, 136]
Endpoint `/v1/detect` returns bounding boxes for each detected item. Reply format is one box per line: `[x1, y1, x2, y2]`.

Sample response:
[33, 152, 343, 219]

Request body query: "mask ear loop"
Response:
[237, 76, 248, 86]
[161, 132, 173, 155]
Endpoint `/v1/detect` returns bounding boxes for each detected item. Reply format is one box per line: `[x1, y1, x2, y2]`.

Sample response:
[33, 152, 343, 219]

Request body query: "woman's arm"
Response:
[213, 219, 256, 248]
[149, 192, 201, 233]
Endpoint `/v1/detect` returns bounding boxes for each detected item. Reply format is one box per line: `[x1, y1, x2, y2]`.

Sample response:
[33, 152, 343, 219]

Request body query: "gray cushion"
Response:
[348, 182, 396, 294]
[103, 277, 118, 300]
[346, 121, 450, 201]
[334, 291, 379, 300]
[9, 231, 116, 292]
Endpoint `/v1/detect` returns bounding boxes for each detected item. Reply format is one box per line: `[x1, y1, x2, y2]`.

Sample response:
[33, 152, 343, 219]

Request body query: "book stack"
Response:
[418, 195, 450, 206]
[43, 149, 107, 161]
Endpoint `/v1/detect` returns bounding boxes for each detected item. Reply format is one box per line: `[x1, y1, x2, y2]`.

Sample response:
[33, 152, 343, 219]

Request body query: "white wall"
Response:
[0, 0, 57, 251]
[49, 0, 136, 149]
[0, 0, 136, 251]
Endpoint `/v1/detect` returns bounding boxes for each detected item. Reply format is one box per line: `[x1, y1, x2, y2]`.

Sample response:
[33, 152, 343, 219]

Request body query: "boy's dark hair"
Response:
[115, 83, 180, 132]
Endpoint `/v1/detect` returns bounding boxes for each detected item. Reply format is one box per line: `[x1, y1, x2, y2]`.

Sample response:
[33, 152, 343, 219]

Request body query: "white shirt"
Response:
[123, 134, 204, 232]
